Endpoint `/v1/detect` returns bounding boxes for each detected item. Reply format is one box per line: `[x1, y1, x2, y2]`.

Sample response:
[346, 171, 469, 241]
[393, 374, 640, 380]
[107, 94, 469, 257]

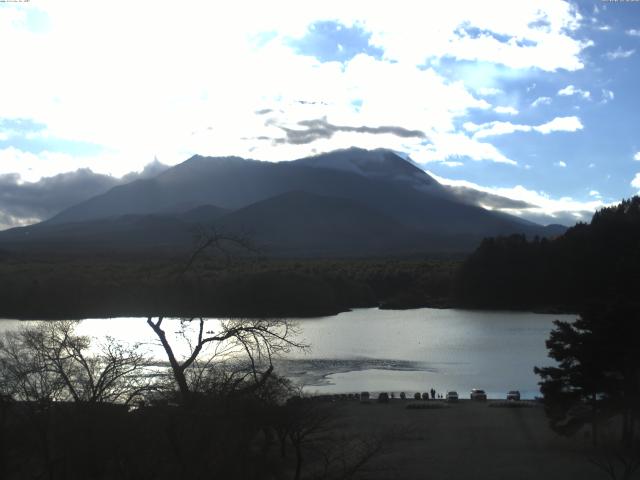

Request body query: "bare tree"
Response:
[180, 225, 258, 276]
[146, 316, 306, 402]
[0, 321, 154, 405]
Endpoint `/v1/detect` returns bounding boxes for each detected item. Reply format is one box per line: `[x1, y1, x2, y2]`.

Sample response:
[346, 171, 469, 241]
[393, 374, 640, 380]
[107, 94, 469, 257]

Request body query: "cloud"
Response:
[444, 186, 536, 210]
[476, 87, 502, 96]
[531, 96, 552, 107]
[466, 116, 583, 139]
[268, 117, 426, 145]
[632, 173, 640, 189]
[412, 132, 517, 165]
[0, 0, 591, 178]
[426, 171, 606, 226]
[604, 47, 635, 60]
[601, 89, 614, 103]
[535, 116, 583, 134]
[589, 190, 601, 198]
[494, 106, 518, 115]
[557, 84, 590, 99]
[0, 160, 168, 229]
[554, 161, 567, 168]
[626, 29, 640, 37]
[634, 152, 640, 161]
[465, 121, 531, 138]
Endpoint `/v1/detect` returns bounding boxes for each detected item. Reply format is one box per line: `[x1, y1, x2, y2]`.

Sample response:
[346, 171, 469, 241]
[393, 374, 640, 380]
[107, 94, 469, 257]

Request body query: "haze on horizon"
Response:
[1, 0, 640, 230]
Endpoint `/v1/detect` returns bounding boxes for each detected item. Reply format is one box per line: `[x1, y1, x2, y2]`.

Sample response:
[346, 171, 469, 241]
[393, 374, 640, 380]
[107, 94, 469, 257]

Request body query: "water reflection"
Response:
[0, 308, 575, 399]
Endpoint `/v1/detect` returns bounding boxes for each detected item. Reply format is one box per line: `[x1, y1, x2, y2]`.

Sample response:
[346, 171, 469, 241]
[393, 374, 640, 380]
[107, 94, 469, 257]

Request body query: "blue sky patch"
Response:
[287, 20, 384, 62]
[0, 117, 104, 155]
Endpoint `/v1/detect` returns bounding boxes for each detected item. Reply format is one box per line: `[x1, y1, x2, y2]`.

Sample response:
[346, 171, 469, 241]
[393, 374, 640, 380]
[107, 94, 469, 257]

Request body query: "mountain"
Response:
[216, 190, 429, 256]
[0, 148, 565, 256]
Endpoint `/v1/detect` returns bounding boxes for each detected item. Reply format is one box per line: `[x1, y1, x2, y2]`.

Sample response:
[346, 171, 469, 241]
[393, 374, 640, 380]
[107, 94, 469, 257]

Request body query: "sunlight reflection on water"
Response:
[0, 308, 575, 399]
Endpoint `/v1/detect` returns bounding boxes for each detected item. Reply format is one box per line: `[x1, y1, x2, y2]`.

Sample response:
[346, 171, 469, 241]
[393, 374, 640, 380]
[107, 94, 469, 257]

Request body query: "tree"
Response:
[535, 303, 640, 447]
[147, 316, 305, 402]
[0, 321, 154, 405]
[149, 227, 306, 403]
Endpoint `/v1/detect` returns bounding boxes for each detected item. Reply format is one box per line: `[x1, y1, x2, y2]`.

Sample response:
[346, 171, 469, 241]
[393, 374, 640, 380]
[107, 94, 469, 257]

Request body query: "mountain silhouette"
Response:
[0, 148, 565, 256]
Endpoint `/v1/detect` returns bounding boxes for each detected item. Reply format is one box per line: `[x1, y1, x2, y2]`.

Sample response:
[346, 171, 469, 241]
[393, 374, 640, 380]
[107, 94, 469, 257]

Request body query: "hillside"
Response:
[0, 148, 565, 256]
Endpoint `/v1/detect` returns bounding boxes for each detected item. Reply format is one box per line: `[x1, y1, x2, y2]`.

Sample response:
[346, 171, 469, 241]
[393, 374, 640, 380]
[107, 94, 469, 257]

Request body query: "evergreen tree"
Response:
[535, 303, 640, 446]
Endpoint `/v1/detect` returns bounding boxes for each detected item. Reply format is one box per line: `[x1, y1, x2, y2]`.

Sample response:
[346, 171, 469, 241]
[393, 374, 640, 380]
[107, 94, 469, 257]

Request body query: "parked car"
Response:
[506, 390, 521, 401]
[446, 391, 459, 402]
[470, 389, 487, 401]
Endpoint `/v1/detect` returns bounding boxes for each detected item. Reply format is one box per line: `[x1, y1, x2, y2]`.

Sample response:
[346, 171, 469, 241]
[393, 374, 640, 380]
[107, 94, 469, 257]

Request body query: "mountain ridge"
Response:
[0, 148, 566, 256]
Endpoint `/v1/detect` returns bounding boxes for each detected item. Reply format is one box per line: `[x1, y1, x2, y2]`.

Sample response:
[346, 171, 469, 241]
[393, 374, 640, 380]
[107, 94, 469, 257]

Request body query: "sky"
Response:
[1, 0, 640, 229]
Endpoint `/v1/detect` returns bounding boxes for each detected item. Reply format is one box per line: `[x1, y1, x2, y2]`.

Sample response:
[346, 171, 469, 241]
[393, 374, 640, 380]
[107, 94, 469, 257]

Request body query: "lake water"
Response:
[0, 308, 575, 399]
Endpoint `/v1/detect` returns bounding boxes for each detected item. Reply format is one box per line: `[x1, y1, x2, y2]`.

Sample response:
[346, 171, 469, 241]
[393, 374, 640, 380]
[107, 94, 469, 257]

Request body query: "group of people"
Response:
[428, 388, 444, 400]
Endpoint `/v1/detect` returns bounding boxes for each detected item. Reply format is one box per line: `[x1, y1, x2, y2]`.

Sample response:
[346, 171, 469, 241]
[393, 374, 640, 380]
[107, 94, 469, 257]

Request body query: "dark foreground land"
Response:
[333, 399, 610, 480]
[0, 397, 614, 480]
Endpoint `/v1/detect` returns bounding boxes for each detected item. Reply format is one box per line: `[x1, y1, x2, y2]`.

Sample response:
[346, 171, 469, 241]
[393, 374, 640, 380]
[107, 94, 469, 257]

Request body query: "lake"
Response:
[0, 308, 575, 399]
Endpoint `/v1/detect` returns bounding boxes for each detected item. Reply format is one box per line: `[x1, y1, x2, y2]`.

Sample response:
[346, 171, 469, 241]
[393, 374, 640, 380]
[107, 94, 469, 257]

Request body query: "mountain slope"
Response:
[216, 190, 429, 256]
[0, 148, 565, 255]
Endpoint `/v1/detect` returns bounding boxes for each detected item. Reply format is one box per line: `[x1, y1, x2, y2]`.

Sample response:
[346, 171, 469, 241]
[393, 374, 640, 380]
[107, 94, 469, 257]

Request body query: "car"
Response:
[470, 389, 487, 401]
[506, 390, 521, 401]
[446, 391, 458, 402]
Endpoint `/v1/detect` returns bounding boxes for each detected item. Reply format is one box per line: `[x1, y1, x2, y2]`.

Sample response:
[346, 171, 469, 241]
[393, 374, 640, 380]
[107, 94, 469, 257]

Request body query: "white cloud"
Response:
[470, 121, 531, 138]
[601, 89, 614, 103]
[535, 116, 583, 134]
[426, 171, 606, 225]
[476, 87, 502, 96]
[634, 152, 640, 161]
[494, 106, 518, 115]
[412, 132, 516, 165]
[557, 85, 590, 99]
[632, 173, 640, 189]
[589, 190, 601, 198]
[0, 146, 152, 183]
[468, 116, 583, 139]
[627, 29, 640, 37]
[531, 96, 552, 107]
[605, 47, 635, 60]
[554, 161, 567, 168]
[0, 0, 591, 187]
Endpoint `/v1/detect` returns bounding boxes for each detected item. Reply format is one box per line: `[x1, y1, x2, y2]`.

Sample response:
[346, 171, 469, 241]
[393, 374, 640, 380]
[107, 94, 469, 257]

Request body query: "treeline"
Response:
[455, 196, 640, 310]
[0, 255, 459, 319]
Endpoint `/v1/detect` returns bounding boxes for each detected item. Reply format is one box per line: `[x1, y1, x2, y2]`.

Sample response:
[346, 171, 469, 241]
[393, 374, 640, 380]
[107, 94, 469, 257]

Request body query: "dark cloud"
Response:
[0, 159, 169, 229]
[445, 185, 536, 210]
[443, 185, 591, 226]
[268, 117, 426, 145]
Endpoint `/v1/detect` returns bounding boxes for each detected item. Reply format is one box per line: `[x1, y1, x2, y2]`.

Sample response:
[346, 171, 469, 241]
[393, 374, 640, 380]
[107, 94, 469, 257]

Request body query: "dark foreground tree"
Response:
[535, 303, 640, 447]
[146, 316, 306, 402]
[0, 321, 154, 404]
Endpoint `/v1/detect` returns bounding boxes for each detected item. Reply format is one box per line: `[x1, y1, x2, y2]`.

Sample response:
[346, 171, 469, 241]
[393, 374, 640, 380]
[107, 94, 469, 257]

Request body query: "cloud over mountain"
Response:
[0, 159, 168, 229]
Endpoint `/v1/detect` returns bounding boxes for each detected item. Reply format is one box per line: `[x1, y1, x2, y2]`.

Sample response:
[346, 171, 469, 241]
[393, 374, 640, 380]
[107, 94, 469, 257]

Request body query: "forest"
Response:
[454, 196, 640, 311]
[0, 253, 459, 319]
